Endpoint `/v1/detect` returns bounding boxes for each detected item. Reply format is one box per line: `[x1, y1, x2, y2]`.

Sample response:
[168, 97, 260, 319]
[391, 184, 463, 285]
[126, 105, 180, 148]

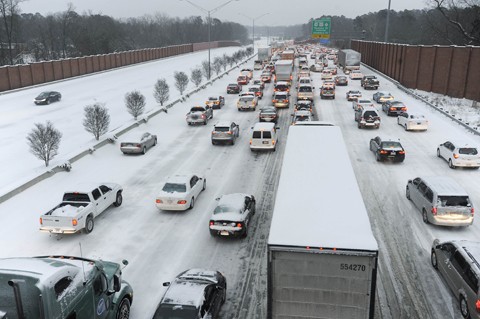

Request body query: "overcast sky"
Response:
[20, 0, 430, 26]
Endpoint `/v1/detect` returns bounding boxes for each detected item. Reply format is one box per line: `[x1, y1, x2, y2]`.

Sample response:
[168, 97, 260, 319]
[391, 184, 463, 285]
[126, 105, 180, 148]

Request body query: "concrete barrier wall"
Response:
[0, 41, 240, 93]
[352, 40, 480, 101]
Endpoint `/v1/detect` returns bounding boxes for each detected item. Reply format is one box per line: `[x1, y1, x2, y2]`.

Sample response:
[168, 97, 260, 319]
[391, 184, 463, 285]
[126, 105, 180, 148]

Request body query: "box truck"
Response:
[274, 60, 293, 85]
[338, 49, 361, 72]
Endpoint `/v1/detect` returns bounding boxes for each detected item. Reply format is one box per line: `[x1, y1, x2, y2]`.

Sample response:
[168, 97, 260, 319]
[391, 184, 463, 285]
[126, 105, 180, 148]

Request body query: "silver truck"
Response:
[39, 183, 123, 234]
[268, 125, 378, 319]
[186, 106, 213, 125]
[0, 255, 133, 319]
[338, 49, 361, 73]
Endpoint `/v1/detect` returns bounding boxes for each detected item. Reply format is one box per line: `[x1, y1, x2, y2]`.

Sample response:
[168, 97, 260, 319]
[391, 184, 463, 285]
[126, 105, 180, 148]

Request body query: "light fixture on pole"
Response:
[239, 13, 270, 54]
[179, 0, 239, 80]
[384, 0, 392, 42]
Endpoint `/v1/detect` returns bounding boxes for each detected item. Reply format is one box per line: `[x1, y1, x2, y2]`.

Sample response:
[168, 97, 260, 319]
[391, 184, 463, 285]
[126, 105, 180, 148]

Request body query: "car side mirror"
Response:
[276, 127, 280, 130]
[163, 282, 171, 287]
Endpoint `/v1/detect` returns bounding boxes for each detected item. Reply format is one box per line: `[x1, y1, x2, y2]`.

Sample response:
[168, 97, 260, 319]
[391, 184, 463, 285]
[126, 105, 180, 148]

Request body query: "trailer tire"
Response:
[116, 298, 131, 319]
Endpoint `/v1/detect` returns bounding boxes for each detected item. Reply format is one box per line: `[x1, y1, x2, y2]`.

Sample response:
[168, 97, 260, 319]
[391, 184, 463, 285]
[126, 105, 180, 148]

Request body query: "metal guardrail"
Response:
[361, 62, 480, 137]
[0, 54, 255, 204]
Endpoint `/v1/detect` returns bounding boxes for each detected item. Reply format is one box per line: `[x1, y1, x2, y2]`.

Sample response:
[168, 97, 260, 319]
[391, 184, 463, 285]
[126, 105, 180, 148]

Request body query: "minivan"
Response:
[431, 239, 480, 318]
[406, 176, 474, 226]
[250, 122, 278, 152]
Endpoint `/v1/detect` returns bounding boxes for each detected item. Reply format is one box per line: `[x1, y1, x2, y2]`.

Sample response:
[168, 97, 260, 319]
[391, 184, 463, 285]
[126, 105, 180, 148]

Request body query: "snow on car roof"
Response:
[275, 60, 293, 66]
[66, 182, 115, 193]
[217, 193, 249, 211]
[163, 269, 218, 307]
[268, 125, 378, 251]
[166, 175, 194, 183]
[253, 122, 275, 130]
[420, 176, 469, 196]
[214, 121, 233, 127]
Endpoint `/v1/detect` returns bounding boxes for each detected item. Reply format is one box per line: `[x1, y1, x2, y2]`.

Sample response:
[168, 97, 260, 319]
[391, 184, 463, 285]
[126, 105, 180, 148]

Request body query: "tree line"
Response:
[0, 1, 249, 65]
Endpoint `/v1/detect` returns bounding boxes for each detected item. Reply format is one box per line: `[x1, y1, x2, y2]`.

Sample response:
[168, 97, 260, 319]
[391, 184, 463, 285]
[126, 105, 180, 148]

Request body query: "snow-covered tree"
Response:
[125, 90, 146, 120]
[174, 71, 189, 95]
[191, 68, 203, 87]
[201, 60, 211, 79]
[83, 102, 110, 140]
[153, 78, 169, 106]
[220, 54, 228, 71]
[213, 57, 223, 75]
[26, 121, 62, 167]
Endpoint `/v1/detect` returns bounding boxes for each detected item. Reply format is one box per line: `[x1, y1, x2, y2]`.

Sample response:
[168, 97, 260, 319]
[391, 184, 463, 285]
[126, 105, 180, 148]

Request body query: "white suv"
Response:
[437, 141, 480, 169]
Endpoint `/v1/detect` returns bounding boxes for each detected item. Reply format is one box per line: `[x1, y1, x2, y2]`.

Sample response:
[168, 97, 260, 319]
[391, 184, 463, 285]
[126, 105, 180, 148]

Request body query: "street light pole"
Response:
[179, 0, 239, 79]
[384, 0, 392, 42]
[239, 13, 270, 54]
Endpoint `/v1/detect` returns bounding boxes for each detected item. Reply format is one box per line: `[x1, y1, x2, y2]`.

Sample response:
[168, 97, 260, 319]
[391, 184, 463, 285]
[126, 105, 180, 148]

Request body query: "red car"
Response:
[237, 75, 249, 85]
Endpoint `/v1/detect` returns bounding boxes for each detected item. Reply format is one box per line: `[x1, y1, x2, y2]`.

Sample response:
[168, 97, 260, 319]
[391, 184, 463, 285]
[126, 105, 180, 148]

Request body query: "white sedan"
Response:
[155, 174, 206, 211]
[209, 193, 256, 238]
[437, 141, 480, 169]
[397, 112, 428, 131]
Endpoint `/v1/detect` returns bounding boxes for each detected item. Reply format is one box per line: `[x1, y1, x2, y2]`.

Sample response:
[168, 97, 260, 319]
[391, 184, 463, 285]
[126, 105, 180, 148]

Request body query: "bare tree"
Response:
[83, 102, 110, 140]
[26, 121, 62, 167]
[60, 3, 76, 58]
[174, 71, 189, 95]
[0, 0, 25, 65]
[220, 53, 228, 71]
[213, 57, 223, 75]
[153, 78, 169, 106]
[191, 68, 203, 87]
[125, 90, 146, 120]
[201, 60, 211, 79]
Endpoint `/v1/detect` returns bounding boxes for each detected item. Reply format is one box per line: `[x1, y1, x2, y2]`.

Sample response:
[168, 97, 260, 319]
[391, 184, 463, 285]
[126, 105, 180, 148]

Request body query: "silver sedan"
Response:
[120, 132, 157, 154]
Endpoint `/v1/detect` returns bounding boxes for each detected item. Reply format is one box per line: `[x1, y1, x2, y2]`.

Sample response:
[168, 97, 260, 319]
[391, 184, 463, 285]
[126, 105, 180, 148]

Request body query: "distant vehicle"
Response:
[406, 176, 474, 226]
[252, 79, 265, 90]
[355, 107, 381, 129]
[120, 132, 157, 155]
[261, 72, 272, 83]
[237, 94, 258, 111]
[397, 112, 429, 131]
[0, 256, 133, 319]
[352, 99, 374, 111]
[152, 269, 226, 319]
[155, 174, 206, 211]
[34, 91, 62, 105]
[335, 75, 348, 86]
[431, 239, 480, 318]
[205, 96, 225, 109]
[227, 83, 242, 94]
[272, 91, 289, 108]
[382, 100, 407, 116]
[274, 60, 293, 85]
[369, 136, 405, 162]
[337, 49, 361, 72]
[274, 81, 289, 93]
[349, 70, 363, 80]
[326, 66, 337, 75]
[294, 100, 313, 113]
[320, 87, 335, 99]
[259, 106, 278, 123]
[322, 80, 335, 89]
[237, 75, 249, 85]
[209, 193, 256, 238]
[39, 183, 123, 234]
[309, 63, 323, 72]
[437, 141, 480, 169]
[372, 91, 394, 103]
[321, 70, 333, 80]
[361, 75, 380, 90]
[291, 110, 313, 125]
[254, 59, 263, 70]
[258, 46, 272, 62]
[297, 85, 315, 102]
[248, 85, 264, 99]
[186, 106, 213, 125]
[240, 68, 253, 79]
[297, 77, 313, 88]
[346, 90, 362, 101]
[211, 121, 240, 145]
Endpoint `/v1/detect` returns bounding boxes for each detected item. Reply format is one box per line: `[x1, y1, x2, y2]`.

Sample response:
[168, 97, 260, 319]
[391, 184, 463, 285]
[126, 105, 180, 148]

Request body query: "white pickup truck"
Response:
[39, 183, 123, 234]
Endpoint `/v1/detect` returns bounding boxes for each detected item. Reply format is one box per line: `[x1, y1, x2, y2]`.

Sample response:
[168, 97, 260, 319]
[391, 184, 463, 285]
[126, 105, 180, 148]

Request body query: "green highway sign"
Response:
[311, 18, 331, 39]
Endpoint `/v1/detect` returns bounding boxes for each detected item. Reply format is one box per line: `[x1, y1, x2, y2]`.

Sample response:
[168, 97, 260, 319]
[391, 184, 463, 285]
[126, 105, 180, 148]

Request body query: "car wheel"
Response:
[204, 121, 207, 125]
[142, 146, 146, 155]
[404, 124, 408, 131]
[222, 284, 227, 304]
[358, 123, 361, 129]
[189, 197, 195, 209]
[460, 295, 470, 319]
[431, 250, 438, 270]
[84, 216, 94, 234]
[46, 99, 50, 105]
[113, 192, 123, 207]
[202, 180, 206, 191]
[241, 225, 248, 238]
[436, 149, 441, 158]
[231, 139, 235, 145]
[406, 186, 411, 200]
[422, 209, 429, 224]
[116, 298, 131, 319]
[154, 138, 157, 146]
[448, 159, 456, 169]
[212, 140, 216, 145]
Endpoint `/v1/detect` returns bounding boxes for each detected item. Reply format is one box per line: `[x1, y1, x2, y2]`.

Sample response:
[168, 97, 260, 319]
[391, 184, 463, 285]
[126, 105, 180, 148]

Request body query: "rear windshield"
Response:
[263, 131, 272, 138]
[382, 142, 402, 148]
[252, 131, 262, 138]
[299, 87, 312, 92]
[191, 107, 205, 112]
[162, 183, 186, 193]
[363, 111, 378, 118]
[275, 85, 288, 90]
[459, 148, 478, 155]
[240, 97, 253, 102]
[274, 94, 287, 99]
[214, 126, 229, 132]
[63, 193, 90, 202]
[438, 196, 470, 207]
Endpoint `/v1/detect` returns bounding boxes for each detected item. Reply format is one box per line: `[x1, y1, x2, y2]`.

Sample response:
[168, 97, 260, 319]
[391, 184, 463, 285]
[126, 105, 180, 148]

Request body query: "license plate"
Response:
[220, 231, 229, 236]
[391, 151, 396, 155]
[167, 200, 173, 204]
[417, 122, 422, 125]
[262, 141, 269, 144]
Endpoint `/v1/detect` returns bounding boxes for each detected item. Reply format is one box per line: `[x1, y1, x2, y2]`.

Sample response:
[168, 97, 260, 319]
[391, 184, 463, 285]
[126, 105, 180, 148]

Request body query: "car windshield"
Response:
[437, 196, 470, 207]
[459, 148, 478, 155]
[214, 205, 240, 214]
[381, 142, 402, 149]
[37, 92, 49, 98]
[162, 183, 186, 193]
[152, 304, 198, 319]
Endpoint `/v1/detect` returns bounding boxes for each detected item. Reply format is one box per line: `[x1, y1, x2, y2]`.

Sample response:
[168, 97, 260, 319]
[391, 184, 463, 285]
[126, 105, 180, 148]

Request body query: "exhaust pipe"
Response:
[8, 279, 26, 319]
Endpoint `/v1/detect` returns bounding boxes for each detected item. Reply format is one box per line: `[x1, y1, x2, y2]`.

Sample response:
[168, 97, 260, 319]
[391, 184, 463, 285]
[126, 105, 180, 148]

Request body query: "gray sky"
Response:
[20, 0, 430, 26]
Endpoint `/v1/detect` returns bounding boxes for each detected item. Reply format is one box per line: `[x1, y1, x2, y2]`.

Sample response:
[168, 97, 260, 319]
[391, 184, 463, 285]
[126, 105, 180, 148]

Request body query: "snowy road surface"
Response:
[1, 46, 479, 318]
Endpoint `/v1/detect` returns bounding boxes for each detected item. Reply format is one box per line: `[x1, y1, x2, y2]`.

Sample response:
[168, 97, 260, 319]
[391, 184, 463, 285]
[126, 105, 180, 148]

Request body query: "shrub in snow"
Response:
[26, 121, 62, 167]
[61, 161, 72, 172]
[125, 90, 146, 120]
[153, 78, 169, 106]
[213, 57, 223, 75]
[174, 71, 189, 95]
[201, 60, 211, 79]
[221, 54, 228, 71]
[83, 102, 110, 141]
[191, 68, 203, 87]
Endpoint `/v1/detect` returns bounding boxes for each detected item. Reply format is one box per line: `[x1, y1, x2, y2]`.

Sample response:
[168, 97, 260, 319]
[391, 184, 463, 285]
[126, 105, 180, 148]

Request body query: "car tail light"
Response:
[471, 207, 475, 216]
[380, 150, 388, 154]
[272, 140, 276, 145]
[475, 299, 480, 312]
[453, 153, 459, 159]
[390, 107, 395, 111]
[178, 200, 187, 204]
[401, 107, 407, 111]
[39, 217, 43, 225]
[431, 207, 437, 215]
[72, 219, 78, 226]
[156, 199, 162, 203]
[201, 114, 206, 119]
[237, 223, 243, 228]
[227, 131, 232, 135]
[399, 150, 405, 155]
[209, 221, 214, 226]
[249, 139, 252, 145]
[136, 144, 141, 147]
[272, 99, 277, 103]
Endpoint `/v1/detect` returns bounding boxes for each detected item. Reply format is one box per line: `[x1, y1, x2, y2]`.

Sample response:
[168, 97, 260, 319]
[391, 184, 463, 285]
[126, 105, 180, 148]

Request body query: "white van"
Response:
[250, 123, 278, 152]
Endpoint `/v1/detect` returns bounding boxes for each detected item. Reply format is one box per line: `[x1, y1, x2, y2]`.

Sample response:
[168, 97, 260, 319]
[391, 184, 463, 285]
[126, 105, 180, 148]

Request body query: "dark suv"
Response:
[152, 269, 226, 319]
[227, 83, 242, 94]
